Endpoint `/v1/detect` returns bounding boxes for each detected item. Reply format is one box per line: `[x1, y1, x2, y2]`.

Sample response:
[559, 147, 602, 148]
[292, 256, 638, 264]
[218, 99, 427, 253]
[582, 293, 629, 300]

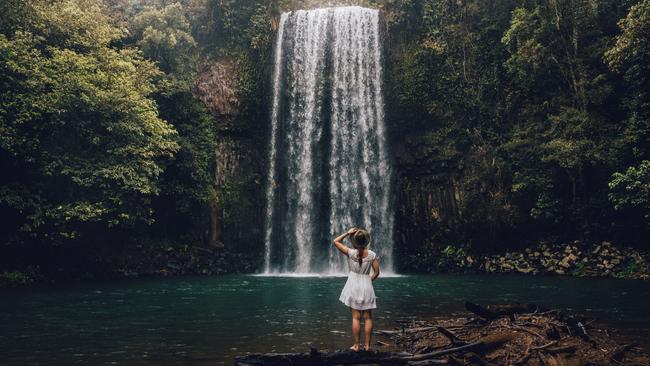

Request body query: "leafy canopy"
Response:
[0, 0, 178, 241]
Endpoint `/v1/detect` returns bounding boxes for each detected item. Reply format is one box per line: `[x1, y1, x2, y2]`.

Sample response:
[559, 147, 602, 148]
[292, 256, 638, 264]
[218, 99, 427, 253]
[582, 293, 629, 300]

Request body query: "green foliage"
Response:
[612, 260, 645, 279]
[155, 92, 216, 216]
[119, 1, 224, 245]
[0, 271, 32, 286]
[389, 42, 434, 127]
[190, 0, 273, 54]
[0, 0, 272, 265]
[129, 3, 197, 87]
[0, 0, 178, 242]
[609, 160, 650, 221]
[441, 245, 466, 258]
[386, 0, 647, 253]
[573, 261, 586, 276]
[605, 0, 650, 160]
[497, 0, 625, 233]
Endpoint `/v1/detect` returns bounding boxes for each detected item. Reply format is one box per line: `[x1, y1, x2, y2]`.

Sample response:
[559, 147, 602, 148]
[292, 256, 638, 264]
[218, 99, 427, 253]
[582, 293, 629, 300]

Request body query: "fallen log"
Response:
[404, 359, 448, 365]
[378, 326, 438, 335]
[509, 324, 544, 339]
[404, 332, 515, 361]
[234, 348, 413, 366]
[436, 326, 465, 345]
[545, 345, 577, 355]
[532, 341, 559, 350]
[235, 333, 514, 366]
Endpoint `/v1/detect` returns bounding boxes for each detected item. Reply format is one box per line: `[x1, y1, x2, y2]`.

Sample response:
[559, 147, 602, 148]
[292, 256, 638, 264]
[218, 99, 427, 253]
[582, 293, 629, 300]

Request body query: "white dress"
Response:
[339, 248, 378, 310]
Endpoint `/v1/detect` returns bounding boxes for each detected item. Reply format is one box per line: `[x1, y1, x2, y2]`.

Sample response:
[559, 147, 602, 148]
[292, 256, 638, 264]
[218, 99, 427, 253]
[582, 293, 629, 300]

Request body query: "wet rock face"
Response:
[193, 58, 266, 253]
[394, 176, 460, 264]
[195, 58, 240, 117]
[390, 130, 463, 270]
[211, 135, 265, 251]
[390, 128, 519, 272]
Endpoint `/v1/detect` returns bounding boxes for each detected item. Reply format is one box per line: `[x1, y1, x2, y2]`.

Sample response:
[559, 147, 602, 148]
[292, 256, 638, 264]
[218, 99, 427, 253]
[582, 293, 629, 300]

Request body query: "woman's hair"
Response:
[352, 228, 370, 266]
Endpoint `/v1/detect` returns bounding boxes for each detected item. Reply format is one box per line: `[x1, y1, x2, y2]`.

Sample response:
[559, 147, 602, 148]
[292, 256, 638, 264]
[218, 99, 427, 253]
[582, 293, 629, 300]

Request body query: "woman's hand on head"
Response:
[347, 227, 358, 235]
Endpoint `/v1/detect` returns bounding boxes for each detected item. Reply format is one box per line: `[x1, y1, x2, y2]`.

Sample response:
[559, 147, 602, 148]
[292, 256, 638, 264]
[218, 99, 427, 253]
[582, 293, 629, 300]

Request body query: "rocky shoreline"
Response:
[422, 241, 649, 280]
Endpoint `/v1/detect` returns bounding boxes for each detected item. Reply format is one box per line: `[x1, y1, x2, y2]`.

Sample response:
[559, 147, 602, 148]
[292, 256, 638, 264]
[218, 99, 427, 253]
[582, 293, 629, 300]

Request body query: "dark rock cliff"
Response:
[195, 58, 266, 258]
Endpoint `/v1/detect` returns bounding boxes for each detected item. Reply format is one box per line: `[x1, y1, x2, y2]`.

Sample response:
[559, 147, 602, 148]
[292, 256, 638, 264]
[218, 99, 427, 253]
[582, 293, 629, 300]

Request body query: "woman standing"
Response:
[332, 227, 380, 351]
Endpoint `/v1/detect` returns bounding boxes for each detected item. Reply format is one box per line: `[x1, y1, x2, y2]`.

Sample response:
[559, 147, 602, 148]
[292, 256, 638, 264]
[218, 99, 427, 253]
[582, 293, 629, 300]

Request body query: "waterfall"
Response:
[264, 6, 394, 274]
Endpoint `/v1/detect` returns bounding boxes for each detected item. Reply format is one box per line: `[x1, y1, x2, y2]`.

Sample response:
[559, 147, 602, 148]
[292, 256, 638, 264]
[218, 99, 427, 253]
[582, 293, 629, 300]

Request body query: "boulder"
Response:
[559, 259, 571, 269]
[516, 266, 534, 273]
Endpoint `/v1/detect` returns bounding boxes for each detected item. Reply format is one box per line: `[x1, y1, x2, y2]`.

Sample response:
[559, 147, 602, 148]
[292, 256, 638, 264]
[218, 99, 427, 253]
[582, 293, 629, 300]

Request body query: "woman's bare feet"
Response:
[349, 344, 360, 351]
[364, 344, 371, 351]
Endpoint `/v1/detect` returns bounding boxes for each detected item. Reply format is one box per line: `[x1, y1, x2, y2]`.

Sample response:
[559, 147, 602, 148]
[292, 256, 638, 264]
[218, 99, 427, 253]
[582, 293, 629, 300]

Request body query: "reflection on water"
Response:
[1, 274, 649, 365]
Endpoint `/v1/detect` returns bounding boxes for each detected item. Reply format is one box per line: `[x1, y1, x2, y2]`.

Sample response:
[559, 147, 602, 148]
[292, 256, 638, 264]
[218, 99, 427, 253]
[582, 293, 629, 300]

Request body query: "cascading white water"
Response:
[264, 6, 394, 274]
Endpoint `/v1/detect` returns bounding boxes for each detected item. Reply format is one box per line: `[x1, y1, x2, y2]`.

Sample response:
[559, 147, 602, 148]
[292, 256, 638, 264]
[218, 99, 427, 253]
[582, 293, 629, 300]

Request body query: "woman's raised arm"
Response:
[333, 228, 357, 255]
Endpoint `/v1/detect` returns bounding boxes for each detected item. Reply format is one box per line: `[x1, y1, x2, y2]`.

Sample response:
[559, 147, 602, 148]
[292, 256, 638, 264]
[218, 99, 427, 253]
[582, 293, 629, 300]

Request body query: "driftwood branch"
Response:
[405, 332, 514, 361]
[510, 324, 544, 339]
[437, 326, 465, 345]
[378, 326, 438, 335]
[545, 345, 577, 354]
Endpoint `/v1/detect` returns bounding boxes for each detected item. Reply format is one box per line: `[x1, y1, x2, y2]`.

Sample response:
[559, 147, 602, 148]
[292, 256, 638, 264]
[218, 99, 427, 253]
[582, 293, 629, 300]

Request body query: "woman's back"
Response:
[347, 248, 377, 275]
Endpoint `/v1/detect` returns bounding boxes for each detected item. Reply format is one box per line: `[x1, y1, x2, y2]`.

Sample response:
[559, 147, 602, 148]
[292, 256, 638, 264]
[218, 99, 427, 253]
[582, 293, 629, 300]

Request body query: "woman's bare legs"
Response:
[350, 308, 361, 351]
[363, 310, 373, 350]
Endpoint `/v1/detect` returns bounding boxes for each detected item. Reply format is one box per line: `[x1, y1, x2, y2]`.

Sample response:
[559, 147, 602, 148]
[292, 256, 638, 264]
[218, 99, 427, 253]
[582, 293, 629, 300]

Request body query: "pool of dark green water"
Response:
[1, 274, 649, 365]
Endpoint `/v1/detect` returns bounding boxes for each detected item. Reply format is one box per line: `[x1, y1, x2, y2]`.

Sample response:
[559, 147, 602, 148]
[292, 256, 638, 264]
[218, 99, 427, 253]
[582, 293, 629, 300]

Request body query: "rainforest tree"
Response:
[0, 0, 178, 246]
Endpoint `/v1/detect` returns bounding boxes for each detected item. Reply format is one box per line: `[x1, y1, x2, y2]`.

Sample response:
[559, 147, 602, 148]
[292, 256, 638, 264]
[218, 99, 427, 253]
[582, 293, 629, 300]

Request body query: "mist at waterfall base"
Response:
[263, 7, 394, 275]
